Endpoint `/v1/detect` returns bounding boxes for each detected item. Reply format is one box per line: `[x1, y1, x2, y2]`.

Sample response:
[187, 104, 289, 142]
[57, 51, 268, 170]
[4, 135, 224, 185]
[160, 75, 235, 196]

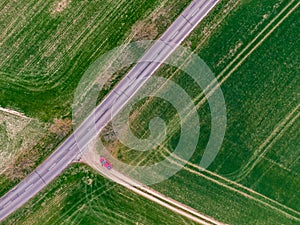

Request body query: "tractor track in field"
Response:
[161, 150, 300, 222]
[234, 103, 300, 182]
[127, 0, 299, 160]
[193, 0, 299, 109]
[108, 2, 300, 221]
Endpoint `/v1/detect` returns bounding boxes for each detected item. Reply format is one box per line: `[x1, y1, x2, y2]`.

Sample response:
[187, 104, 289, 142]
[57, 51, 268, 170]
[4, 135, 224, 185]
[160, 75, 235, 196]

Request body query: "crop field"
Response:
[99, 0, 299, 224]
[0, 0, 191, 197]
[0, 0, 191, 121]
[0, 0, 192, 180]
[1, 0, 299, 224]
[2, 164, 198, 225]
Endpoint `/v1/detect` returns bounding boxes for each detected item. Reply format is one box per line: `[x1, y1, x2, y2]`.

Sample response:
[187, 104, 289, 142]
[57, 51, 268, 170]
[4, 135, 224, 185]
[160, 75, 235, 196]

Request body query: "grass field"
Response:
[2, 164, 198, 225]
[0, 0, 197, 224]
[99, 0, 300, 224]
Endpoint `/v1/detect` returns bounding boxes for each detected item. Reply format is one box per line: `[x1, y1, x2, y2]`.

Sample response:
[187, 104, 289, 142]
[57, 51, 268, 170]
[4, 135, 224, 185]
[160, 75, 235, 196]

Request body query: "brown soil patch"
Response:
[49, 118, 72, 138]
[4, 147, 39, 180]
[52, 0, 71, 14]
[131, 20, 158, 41]
[0, 110, 47, 176]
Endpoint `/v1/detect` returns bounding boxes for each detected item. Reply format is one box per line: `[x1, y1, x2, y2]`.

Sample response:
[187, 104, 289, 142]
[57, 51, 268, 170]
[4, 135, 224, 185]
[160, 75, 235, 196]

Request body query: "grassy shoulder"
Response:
[0, 117, 72, 198]
[2, 164, 198, 225]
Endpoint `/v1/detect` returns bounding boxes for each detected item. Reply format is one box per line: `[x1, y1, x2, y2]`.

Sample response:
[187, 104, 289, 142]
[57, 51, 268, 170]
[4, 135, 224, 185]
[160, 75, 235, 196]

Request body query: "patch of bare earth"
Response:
[51, 0, 71, 15]
[49, 118, 72, 138]
[131, 20, 158, 41]
[130, 1, 171, 41]
[79, 140, 101, 165]
[0, 111, 46, 174]
[2, 116, 73, 181]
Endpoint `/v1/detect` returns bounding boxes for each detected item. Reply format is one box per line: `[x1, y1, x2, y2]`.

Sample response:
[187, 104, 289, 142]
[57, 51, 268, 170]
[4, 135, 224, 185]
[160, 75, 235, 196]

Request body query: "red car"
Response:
[100, 157, 112, 170]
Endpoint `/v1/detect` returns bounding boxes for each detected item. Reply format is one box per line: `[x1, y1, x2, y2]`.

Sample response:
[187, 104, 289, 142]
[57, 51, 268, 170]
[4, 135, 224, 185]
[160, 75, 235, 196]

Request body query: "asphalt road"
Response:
[0, 0, 219, 222]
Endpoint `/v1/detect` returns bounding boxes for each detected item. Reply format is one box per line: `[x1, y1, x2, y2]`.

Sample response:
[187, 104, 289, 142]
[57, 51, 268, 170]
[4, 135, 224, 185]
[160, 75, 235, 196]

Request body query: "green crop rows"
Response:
[1, 0, 299, 224]
[0, 0, 190, 121]
[106, 0, 299, 224]
[2, 164, 198, 225]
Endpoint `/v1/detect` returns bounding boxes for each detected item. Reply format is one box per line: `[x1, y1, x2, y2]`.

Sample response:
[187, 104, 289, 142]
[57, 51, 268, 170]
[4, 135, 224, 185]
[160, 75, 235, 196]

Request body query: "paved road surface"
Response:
[0, 0, 219, 222]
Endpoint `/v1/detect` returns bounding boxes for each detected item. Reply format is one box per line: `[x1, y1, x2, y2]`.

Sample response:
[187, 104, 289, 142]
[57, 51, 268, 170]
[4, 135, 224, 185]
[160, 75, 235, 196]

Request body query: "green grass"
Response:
[0, 0, 191, 188]
[2, 164, 198, 225]
[204, 0, 299, 206]
[265, 118, 299, 175]
[0, 0, 191, 193]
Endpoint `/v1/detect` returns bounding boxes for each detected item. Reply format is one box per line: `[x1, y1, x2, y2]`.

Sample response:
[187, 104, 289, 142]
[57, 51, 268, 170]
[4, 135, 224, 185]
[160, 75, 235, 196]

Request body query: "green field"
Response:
[0, 0, 191, 121]
[1, 0, 299, 224]
[2, 164, 197, 225]
[101, 0, 300, 224]
[0, 0, 191, 196]
[0, 0, 192, 173]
